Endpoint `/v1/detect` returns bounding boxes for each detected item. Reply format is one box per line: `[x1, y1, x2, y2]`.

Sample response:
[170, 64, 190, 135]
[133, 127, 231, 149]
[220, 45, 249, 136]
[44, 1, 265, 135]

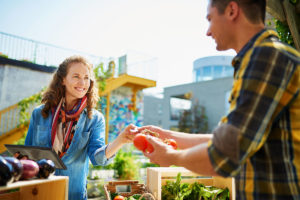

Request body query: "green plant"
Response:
[274, 19, 295, 48]
[162, 173, 229, 200]
[112, 149, 139, 180]
[14, 89, 44, 145]
[289, 0, 298, 4]
[18, 90, 43, 125]
[94, 61, 115, 92]
[140, 162, 159, 168]
[0, 53, 9, 58]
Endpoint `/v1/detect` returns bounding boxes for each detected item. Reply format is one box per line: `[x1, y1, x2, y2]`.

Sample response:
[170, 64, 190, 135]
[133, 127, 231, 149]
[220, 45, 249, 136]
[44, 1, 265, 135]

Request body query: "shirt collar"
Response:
[232, 28, 279, 70]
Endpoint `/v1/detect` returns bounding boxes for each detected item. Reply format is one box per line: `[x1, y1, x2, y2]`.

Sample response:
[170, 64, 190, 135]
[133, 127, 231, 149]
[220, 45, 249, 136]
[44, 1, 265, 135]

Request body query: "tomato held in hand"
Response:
[133, 134, 147, 151]
[133, 134, 154, 153]
[164, 139, 178, 150]
[113, 195, 125, 200]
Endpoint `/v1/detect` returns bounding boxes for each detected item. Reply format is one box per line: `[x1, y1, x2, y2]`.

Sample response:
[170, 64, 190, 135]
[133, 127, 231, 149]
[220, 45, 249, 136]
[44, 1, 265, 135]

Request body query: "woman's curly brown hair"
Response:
[41, 55, 99, 119]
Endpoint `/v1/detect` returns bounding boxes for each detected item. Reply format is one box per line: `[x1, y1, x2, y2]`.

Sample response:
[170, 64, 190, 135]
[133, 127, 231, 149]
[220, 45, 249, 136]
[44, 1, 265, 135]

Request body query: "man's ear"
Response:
[225, 1, 239, 21]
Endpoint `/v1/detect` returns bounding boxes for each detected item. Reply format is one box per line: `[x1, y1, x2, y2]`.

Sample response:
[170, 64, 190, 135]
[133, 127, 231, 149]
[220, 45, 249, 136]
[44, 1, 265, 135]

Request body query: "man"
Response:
[140, 0, 300, 199]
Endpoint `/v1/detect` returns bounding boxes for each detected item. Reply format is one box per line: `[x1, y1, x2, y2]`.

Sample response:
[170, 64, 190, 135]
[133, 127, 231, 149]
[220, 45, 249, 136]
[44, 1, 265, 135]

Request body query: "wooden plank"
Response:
[0, 176, 68, 200]
[0, 176, 68, 191]
[266, 0, 286, 22]
[283, 0, 300, 50]
[0, 191, 20, 200]
[0, 124, 28, 153]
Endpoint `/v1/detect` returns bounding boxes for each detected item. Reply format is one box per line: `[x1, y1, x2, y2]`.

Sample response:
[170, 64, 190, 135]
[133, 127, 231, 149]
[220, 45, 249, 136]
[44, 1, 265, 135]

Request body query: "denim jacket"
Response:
[25, 105, 114, 200]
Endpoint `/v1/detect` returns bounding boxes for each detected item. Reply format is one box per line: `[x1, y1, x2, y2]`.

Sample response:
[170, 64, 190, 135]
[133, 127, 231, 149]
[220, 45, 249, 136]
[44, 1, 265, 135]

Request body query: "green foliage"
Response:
[140, 162, 159, 168]
[15, 89, 44, 145]
[112, 148, 139, 180]
[94, 61, 115, 92]
[178, 101, 208, 133]
[289, 0, 298, 4]
[0, 53, 9, 58]
[14, 132, 27, 145]
[18, 90, 43, 124]
[274, 19, 295, 48]
[162, 173, 191, 200]
[162, 173, 229, 200]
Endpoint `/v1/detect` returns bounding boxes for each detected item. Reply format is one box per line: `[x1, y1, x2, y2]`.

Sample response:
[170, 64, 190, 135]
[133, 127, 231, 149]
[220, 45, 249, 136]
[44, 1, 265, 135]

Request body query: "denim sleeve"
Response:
[87, 111, 115, 166]
[25, 109, 36, 146]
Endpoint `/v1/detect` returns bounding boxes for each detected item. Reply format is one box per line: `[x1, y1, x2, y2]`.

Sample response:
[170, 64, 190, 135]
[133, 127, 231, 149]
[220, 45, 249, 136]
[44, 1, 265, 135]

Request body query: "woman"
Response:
[25, 55, 137, 200]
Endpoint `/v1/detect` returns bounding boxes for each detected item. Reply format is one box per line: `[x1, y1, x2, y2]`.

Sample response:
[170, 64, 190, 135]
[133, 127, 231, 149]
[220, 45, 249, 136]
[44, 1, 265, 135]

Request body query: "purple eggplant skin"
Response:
[0, 156, 14, 186]
[20, 159, 39, 180]
[4, 157, 23, 182]
[37, 159, 55, 179]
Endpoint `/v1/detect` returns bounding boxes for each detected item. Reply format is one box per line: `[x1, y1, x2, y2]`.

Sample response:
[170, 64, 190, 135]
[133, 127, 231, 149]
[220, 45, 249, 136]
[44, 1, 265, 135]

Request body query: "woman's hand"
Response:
[117, 124, 139, 144]
[105, 124, 138, 158]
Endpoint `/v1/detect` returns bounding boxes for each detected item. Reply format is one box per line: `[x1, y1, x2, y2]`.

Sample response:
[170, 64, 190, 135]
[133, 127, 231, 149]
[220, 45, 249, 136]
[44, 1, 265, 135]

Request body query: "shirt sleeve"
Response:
[208, 45, 300, 177]
[25, 108, 37, 146]
[87, 111, 115, 166]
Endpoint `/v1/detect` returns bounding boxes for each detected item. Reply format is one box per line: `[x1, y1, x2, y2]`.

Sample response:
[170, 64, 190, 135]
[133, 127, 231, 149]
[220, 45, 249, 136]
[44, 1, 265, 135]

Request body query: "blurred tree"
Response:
[178, 101, 208, 133]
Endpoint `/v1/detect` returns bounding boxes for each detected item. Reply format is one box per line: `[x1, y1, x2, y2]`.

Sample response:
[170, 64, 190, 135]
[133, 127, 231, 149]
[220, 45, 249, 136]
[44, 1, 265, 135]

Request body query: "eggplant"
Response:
[4, 157, 23, 182]
[20, 159, 39, 180]
[37, 159, 55, 178]
[0, 156, 14, 186]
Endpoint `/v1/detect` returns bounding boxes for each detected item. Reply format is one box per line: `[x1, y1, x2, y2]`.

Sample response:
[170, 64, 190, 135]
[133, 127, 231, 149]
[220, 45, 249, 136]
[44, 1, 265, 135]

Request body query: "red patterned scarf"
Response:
[51, 96, 87, 158]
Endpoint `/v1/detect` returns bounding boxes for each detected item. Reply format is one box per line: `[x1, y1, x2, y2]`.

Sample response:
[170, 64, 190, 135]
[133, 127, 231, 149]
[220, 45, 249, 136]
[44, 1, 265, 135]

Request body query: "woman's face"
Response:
[63, 62, 90, 103]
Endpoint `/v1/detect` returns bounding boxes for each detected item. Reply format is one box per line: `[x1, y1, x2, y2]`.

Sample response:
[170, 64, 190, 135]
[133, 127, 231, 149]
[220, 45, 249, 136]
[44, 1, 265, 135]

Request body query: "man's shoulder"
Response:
[256, 34, 300, 60]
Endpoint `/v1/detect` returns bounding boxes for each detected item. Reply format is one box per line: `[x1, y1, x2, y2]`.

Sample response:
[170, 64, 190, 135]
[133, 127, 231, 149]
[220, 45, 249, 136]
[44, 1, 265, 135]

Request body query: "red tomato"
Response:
[133, 134, 148, 151]
[133, 134, 154, 153]
[165, 139, 177, 150]
[114, 195, 125, 200]
[145, 142, 154, 153]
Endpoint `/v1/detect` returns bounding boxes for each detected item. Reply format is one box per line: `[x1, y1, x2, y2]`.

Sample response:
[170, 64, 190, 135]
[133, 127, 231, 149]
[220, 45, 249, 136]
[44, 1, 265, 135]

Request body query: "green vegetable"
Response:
[161, 173, 230, 200]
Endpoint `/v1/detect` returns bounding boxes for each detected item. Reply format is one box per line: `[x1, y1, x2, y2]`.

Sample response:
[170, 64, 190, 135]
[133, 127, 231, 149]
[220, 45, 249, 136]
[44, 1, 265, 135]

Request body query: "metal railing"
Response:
[0, 31, 108, 67]
[0, 103, 36, 137]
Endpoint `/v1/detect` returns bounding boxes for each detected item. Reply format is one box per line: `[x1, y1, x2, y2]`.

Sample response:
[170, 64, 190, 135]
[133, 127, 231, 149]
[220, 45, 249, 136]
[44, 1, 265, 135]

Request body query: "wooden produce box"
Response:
[146, 167, 235, 200]
[104, 180, 155, 200]
[0, 176, 69, 200]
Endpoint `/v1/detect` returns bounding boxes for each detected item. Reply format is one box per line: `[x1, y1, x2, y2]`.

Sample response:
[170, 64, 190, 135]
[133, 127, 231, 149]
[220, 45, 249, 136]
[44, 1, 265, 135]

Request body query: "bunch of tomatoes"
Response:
[133, 129, 177, 153]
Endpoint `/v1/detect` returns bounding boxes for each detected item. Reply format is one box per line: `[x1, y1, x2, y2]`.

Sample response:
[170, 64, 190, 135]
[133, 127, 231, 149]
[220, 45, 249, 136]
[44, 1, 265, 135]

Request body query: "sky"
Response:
[0, 0, 235, 95]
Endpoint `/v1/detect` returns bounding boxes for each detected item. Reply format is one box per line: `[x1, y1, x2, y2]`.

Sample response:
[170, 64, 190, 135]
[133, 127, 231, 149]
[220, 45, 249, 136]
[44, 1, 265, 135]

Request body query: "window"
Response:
[202, 66, 212, 81]
[170, 97, 192, 120]
[213, 65, 223, 78]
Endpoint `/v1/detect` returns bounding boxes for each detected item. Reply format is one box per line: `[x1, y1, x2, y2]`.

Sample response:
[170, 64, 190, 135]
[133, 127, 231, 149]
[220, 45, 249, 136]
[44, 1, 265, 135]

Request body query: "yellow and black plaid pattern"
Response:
[208, 29, 300, 200]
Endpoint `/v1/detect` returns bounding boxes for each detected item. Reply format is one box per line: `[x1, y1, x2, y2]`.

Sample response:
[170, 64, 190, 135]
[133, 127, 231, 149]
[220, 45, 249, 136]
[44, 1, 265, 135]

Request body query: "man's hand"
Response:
[138, 125, 171, 140]
[143, 135, 178, 167]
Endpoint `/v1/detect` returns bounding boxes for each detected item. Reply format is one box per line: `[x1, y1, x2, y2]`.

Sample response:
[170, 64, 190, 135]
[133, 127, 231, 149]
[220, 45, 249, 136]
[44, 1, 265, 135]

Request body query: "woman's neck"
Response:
[65, 97, 78, 111]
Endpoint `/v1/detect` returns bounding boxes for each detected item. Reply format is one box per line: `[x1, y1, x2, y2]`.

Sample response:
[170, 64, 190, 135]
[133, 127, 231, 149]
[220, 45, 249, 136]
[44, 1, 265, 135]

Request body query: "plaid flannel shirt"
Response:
[208, 29, 300, 200]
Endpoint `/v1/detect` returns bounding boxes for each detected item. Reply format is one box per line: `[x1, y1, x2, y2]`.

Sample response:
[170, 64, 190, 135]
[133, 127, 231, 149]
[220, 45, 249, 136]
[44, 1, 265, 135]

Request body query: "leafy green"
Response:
[162, 173, 230, 200]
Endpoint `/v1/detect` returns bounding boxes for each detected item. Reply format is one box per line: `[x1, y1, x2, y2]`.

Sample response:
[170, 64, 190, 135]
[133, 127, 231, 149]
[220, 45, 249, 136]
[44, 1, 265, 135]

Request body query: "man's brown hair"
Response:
[210, 0, 266, 24]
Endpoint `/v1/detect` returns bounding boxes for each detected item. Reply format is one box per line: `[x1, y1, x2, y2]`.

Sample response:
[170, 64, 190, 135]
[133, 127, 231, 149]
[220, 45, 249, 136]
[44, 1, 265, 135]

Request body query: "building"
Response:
[143, 95, 163, 127]
[193, 56, 233, 82]
[161, 55, 234, 132]
[162, 77, 233, 132]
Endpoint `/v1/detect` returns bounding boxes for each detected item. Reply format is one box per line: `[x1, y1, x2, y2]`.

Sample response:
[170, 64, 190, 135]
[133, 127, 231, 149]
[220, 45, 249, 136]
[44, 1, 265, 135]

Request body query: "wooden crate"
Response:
[146, 167, 235, 200]
[104, 180, 155, 200]
[0, 176, 69, 200]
